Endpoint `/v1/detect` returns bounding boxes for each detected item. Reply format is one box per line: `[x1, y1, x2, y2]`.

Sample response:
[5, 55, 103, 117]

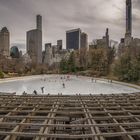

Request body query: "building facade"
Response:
[66, 28, 81, 50]
[10, 46, 20, 58]
[0, 27, 10, 56]
[27, 29, 42, 64]
[27, 15, 42, 64]
[57, 40, 63, 50]
[126, 0, 132, 37]
[125, 0, 133, 46]
[81, 32, 88, 50]
[43, 43, 53, 66]
[96, 28, 110, 48]
[36, 15, 42, 31]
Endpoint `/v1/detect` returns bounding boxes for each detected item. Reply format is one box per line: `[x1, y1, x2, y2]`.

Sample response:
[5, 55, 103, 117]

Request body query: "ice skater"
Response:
[91, 78, 94, 83]
[33, 90, 37, 95]
[62, 83, 65, 88]
[67, 75, 70, 81]
[41, 87, 44, 93]
[22, 91, 27, 95]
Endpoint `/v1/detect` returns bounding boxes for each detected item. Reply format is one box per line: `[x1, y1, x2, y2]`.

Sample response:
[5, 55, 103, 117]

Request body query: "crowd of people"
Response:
[22, 75, 70, 95]
[22, 75, 113, 95]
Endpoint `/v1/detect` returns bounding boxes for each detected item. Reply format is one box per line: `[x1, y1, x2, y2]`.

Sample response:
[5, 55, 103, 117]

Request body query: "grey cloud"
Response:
[133, 0, 140, 10]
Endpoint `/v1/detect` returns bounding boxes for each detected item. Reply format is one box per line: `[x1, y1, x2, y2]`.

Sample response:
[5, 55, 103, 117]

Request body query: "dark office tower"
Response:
[81, 32, 88, 50]
[126, 0, 132, 37]
[66, 28, 81, 50]
[36, 15, 42, 31]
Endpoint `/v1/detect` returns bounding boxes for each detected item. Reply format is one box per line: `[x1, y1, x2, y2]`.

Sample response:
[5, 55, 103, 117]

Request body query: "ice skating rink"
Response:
[0, 75, 140, 95]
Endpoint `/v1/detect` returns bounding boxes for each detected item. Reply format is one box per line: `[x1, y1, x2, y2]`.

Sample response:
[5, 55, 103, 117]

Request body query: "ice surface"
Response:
[0, 75, 139, 95]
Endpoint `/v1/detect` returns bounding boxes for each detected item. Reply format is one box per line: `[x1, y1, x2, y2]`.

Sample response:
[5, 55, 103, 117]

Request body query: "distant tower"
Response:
[126, 0, 132, 37]
[106, 28, 109, 47]
[36, 15, 42, 31]
[0, 27, 10, 56]
[57, 40, 63, 50]
[27, 15, 42, 64]
[66, 28, 81, 50]
[43, 43, 53, 65]
[10, 46, 20, 58]
[27, 29, 42, 64]
[81, 32, 88, 50]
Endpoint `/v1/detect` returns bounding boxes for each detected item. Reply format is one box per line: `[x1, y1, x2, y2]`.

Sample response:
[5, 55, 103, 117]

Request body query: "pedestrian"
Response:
[33, 90, 37, 95]
[67, 75, 70, 80]
[63, 83, 65, 88]
[41, 87, 44, 93]
[22, 91, 27, 95]
[91, 78, 94, 83]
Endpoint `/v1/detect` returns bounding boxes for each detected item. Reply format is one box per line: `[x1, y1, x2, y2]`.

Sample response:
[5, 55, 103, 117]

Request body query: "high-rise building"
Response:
[57, 40, 63, 50]
[81, 32, 88, 50]
[27, 29, 42, 63]
[27, 15, 42, 64]
[66, 28, 81, 50]
[125, 0, 133, 46]
[42, 43, 53, 65]
[0, 27, 10, 56]
[126, 0, 132, 37]
[106, 28, 109, 47]
[10, 46, 20, 58]
[96, 28, 110, 48]
[36, 15, 42, 31]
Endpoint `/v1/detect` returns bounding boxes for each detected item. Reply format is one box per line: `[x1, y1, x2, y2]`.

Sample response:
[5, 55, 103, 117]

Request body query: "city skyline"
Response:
[0, 0, 140, 53]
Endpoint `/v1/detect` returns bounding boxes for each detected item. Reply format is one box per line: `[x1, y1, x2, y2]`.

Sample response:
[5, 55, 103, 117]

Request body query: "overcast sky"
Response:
[0, 0, 140, 53]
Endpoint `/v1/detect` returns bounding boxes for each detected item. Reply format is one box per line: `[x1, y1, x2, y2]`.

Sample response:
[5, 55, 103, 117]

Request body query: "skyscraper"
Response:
[81, 32, 88, 50]
[36, 15, 42, 31]
[66, 28, 81, 50]
[0, 27, 10, 56]
[43, 43, 53, 65]
[27, 15, 42, 64]
[106, 28, 109, 47]
[57, 40, 63, 50]
[125, 0, 133, 46]
[27, 29, 42, 63]
[126, 0, 132, 37]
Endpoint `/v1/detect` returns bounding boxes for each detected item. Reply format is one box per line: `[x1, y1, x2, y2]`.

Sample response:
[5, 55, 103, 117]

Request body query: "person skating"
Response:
[22, 91, 27, 95]
[91, 78, 94, 83]
[33, 90, 37, 95]
[63, 83, 65, 88]
[41, 87, 44, 93]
